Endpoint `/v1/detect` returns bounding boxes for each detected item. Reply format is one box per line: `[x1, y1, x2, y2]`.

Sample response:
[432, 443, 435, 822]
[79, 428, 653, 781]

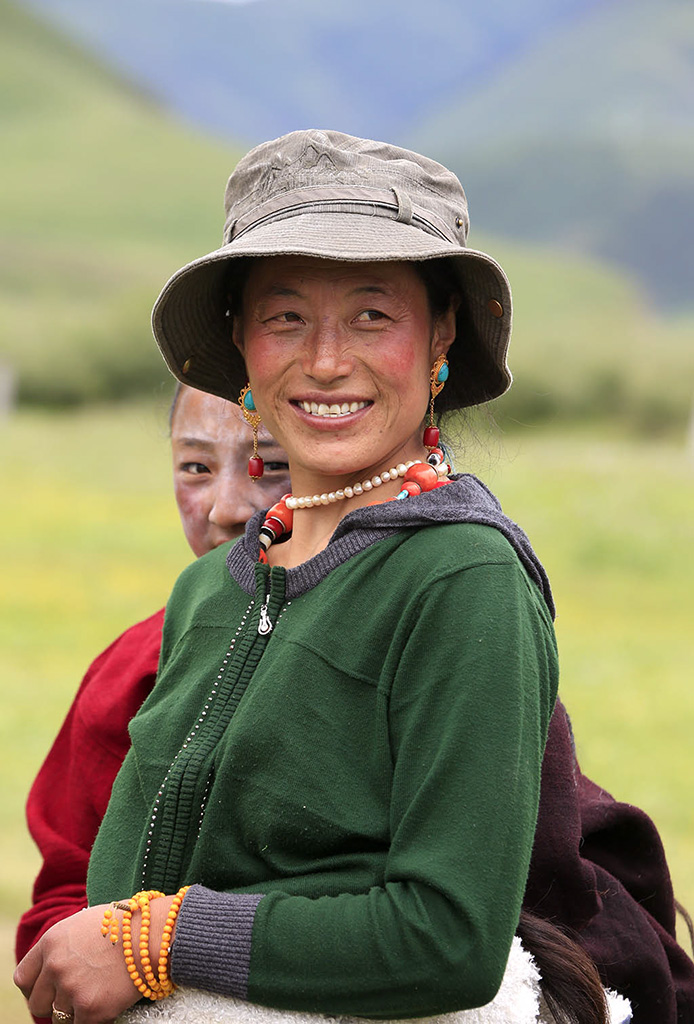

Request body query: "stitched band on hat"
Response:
[225, 185, 457, 246]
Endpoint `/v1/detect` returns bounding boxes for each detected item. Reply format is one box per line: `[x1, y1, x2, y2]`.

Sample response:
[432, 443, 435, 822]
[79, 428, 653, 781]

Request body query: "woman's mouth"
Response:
[296, 400, 370, 419]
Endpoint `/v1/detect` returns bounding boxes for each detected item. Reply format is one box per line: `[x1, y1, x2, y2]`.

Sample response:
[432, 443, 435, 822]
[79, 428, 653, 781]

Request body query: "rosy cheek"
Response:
[173, 480, 190, 512]
[175, 485, 207, 531]
[370, 337, 421, 380]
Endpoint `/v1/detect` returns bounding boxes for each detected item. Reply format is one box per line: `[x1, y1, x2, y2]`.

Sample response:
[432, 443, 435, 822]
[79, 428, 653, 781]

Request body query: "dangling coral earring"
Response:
[423, 355, 449, 451]
[238, 383, 264, 480]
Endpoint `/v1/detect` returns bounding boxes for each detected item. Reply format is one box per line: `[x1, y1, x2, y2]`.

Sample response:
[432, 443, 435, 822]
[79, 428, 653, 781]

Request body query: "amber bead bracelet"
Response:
[101, 886, 191, 1001]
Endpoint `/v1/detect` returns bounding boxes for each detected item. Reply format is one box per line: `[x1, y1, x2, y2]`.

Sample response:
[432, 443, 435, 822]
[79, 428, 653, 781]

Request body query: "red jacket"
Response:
[16, 610, 694, 1022]
[16, 610, 164, 961]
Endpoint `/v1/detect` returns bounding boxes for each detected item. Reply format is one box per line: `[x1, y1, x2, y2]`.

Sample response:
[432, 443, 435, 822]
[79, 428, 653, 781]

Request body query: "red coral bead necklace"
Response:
[258, 445, 451, 562]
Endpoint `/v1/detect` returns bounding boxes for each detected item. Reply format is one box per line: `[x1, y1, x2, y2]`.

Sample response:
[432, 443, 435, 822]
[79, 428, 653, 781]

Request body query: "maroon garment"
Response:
[17, 612, 694, 1022]
[525, 701, 694, 1023]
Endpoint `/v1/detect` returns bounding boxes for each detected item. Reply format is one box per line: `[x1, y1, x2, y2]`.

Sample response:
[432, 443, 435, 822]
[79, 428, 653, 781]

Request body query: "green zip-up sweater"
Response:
[87, 477, 558, 1018]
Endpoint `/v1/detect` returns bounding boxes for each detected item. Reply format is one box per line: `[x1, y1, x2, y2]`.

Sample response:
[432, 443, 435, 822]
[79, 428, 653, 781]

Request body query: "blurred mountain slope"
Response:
[410, 0, 694, 310]
[0, 0, 239, 403]
[20, 0, 601, 143]
[18, 0, 694, 311]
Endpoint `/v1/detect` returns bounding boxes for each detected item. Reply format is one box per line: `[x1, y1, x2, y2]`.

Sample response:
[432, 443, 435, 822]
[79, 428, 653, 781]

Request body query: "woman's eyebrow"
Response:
[263, 285, 303, 298]
[174, 437, 215, 450]
[351, 284, 388, 294]
[262, 283, 390, 298]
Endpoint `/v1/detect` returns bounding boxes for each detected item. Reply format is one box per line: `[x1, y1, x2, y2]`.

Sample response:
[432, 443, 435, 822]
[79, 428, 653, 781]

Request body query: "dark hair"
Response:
[518, 911, 608, 1024]
[226, 257, 254, 321]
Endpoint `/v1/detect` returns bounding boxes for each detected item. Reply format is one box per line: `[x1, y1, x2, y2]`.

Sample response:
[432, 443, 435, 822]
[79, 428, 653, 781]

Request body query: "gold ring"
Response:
[52, 1007, 74, 1022]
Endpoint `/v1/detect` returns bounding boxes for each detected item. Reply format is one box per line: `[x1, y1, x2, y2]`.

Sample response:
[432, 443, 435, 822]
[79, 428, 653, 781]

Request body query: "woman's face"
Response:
[234, 257, 455, 489]
[171, 386, 290, 556]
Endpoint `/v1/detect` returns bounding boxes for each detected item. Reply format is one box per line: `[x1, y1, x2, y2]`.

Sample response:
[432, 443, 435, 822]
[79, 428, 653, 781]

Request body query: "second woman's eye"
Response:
[181, 462, 211, 476]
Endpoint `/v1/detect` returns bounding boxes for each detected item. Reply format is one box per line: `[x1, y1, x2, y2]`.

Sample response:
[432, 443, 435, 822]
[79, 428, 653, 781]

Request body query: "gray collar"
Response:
[227, 474, 554, 615]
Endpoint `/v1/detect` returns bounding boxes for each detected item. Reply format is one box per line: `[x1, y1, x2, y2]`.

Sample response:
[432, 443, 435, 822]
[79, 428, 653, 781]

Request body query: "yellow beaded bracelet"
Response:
[158, 886, 191, 993]
[100, 887, 189, 1002]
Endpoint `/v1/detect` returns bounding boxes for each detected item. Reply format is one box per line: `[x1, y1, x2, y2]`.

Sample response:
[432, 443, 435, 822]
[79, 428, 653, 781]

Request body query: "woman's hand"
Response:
[14, 899, 176, 1024]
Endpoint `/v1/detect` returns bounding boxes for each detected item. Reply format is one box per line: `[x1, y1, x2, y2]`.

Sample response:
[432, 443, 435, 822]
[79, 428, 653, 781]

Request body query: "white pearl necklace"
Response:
[285, 460, 421, 510]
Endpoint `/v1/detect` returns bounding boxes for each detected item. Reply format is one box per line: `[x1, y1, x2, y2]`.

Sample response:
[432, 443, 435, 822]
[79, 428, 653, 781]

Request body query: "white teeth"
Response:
[299, 400, 369, 418]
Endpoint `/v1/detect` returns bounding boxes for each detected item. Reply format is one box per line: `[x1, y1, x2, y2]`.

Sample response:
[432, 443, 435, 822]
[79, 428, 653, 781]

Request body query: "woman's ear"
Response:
[432, 302, 458, 360]
[231, 315, 245, 356]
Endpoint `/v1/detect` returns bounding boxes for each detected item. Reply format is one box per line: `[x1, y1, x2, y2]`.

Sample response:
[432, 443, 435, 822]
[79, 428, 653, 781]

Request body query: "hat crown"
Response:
[222, 129, 469, 247]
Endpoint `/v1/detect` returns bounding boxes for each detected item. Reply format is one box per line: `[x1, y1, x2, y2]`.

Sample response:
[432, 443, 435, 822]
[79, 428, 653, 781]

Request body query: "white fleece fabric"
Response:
[117, 936, 631, 1024]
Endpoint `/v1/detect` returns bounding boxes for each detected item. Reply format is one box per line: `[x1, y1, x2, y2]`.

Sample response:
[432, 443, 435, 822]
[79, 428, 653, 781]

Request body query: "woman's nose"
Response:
[209, 471, 259, 530]
[301, 320, 352, 381]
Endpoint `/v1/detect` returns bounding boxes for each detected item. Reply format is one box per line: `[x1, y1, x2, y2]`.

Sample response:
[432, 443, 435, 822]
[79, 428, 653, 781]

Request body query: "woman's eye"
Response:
[181, 462, 211, 476]
[270, 311, 304, 324]
[264, 461, 290, 473]
[354, 309, 387, 322]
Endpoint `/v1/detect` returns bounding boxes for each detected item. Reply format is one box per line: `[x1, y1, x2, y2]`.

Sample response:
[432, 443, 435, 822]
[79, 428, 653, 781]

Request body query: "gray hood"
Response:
[227, 474, 554, 617]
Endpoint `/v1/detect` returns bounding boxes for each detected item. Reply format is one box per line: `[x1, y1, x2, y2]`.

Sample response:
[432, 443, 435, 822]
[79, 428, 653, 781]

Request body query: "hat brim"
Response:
[152, 212, 513, 408]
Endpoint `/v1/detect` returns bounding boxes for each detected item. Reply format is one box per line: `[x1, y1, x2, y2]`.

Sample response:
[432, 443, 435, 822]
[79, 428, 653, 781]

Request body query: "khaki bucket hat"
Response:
[152, 129, 513, 410]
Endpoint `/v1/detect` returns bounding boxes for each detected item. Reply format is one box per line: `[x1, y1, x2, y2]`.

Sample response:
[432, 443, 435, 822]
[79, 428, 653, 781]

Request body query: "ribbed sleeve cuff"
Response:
[169, 885, 264, 998]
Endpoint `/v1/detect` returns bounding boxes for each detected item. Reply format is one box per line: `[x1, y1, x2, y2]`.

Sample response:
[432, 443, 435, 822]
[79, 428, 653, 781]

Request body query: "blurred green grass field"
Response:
[1, 405, 692, 1021]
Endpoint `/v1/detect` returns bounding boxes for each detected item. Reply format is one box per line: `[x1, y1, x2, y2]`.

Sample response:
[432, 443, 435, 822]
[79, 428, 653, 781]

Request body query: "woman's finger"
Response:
[13, 940, 43, 998]
[26, 970, 60, 1020]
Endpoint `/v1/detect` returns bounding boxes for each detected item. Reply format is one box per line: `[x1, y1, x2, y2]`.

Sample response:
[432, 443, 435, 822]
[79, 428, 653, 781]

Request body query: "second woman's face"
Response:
[234, 257, 455, 488]
[171, 386, 290, 556]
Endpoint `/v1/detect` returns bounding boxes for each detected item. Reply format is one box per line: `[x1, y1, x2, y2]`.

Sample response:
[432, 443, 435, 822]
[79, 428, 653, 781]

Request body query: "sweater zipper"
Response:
[141, 565, 289, 892]
[258, 578, 273, 635]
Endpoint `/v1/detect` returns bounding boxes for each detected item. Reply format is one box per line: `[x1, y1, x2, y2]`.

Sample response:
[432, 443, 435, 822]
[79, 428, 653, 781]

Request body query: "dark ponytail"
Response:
[517, 911, 609, 1024]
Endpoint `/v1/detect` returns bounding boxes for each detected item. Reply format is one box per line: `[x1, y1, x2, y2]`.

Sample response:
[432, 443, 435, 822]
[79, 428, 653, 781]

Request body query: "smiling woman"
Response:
[14, 130, 692, 1024]
[230, 256, 456, 565]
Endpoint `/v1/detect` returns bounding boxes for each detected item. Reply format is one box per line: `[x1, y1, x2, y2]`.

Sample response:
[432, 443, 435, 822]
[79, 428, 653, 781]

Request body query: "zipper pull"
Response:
[258, 600, 273, 635]
[258, 578, 273, 635]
